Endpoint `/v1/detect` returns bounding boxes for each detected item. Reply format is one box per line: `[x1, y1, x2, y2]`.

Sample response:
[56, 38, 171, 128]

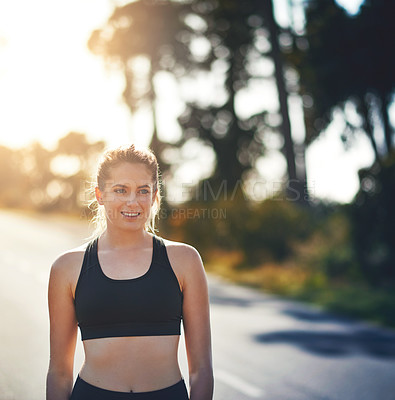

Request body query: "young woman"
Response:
[46, 145, 213, 400]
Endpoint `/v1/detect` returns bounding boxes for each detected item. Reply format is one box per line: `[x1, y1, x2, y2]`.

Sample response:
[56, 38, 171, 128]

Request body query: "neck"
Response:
[101, 226, 151, 249]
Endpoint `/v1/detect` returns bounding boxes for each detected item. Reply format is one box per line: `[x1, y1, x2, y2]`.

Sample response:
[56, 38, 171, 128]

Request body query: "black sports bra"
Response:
[74, 236, 183, 341]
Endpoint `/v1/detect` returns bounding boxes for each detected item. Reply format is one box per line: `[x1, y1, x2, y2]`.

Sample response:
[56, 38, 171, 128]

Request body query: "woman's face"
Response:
[96, 162, 157, 232]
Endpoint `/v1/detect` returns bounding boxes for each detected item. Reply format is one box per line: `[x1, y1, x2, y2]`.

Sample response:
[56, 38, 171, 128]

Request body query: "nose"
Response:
[126, 192, 138, 205]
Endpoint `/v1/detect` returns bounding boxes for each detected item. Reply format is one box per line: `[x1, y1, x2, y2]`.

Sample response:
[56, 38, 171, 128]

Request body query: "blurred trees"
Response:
[88, 0, 308, 202]
[0, 145, 31, 208]
[286, 0, 395, 286]
[88, 0, 394, 197]
[263, 0, 307, 202]
[349, 152, 395, 286]
[175, 0, 267, 193]
[0, 133, 105, 213]
[161, 195, 313, 267]
[86, 0, 395, 290]
[88, 1, 192, 170]
[290, 0, 395, 161]
[1, 0, 393, 304]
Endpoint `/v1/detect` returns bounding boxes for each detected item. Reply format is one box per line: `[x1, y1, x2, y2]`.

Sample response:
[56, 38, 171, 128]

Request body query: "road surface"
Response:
[0, 209, 394, 400]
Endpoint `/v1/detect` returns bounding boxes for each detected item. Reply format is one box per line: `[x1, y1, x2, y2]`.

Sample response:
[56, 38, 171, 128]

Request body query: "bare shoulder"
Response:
[162, 238, 202, 267]
[49, 243, 88, 292]
[161, 238, 206, 288]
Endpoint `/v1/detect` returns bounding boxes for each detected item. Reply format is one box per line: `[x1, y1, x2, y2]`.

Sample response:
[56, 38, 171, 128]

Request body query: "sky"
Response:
[0, 0, 385, 203]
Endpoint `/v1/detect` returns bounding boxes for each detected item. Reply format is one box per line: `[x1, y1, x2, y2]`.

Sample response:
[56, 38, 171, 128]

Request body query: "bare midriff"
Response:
[79, 335, 182, 393]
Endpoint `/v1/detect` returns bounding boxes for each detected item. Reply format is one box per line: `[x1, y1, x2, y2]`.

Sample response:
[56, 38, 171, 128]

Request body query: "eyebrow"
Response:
[111, 183, 151, 189]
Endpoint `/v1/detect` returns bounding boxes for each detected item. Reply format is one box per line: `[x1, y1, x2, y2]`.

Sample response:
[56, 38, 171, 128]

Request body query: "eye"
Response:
[114, 188, 127, 194]
[139, 188, 150, 195]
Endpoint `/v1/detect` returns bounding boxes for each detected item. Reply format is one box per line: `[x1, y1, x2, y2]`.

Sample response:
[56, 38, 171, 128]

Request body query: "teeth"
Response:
[122, 212, 140, 217]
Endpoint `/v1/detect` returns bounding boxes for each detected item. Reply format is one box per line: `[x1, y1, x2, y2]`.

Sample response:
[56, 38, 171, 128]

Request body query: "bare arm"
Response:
[175, 246, 214, 400]
[46, 254, 79, 400]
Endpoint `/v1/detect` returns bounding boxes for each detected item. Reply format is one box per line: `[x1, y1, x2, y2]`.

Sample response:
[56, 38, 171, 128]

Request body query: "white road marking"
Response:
[215, 369, 265, 398]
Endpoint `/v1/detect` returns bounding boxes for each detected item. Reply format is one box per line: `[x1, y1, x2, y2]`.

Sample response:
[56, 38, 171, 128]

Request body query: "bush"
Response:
[348, 152, 395, 286]
[294, 209, 359, 281]
[163, 194, 314, 268]
[229, 197, 313, 267]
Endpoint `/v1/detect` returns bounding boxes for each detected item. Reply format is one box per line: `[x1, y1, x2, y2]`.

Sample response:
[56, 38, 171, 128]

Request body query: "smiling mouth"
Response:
[121, 211, 141, 217]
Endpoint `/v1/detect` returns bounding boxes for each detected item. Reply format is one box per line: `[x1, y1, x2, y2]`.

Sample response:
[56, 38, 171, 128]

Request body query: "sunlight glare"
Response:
[0, 0, 134, 150]
[335, 0, 365, 15]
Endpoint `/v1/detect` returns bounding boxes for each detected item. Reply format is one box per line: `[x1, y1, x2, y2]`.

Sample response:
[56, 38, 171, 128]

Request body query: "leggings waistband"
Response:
[70, 375, 189, 400]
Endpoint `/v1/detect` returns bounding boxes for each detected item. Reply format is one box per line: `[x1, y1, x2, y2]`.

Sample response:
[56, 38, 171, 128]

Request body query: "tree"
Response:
[350, 151, 395, 285]
[290, 0, 395, 161]
[89, 0, 308, 203]
[287, 0, 395, 284]
[176, 0, 267, 193]
[356, 0, 395, 154]
[21, 134, 105, 213]
[263, 0, 308, 203]
[88, 0, 194, 170]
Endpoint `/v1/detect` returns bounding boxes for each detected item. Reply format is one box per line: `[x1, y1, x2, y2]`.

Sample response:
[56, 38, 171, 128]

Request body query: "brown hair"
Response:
[90, 144, 161, 237]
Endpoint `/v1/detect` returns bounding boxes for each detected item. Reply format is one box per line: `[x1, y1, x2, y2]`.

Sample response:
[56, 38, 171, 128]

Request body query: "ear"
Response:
[95, 186, 104, 205]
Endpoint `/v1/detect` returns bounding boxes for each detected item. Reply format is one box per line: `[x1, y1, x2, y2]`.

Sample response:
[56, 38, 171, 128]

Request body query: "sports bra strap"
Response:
[153, 236, 165, 260]
[80, 238, 98, 275]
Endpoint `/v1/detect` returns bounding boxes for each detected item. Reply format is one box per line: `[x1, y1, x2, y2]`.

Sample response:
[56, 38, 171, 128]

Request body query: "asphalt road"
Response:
[0, 209, 394, 400]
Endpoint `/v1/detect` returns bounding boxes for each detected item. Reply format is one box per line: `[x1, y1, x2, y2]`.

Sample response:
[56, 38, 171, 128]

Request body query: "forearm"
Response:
[46, 369, 74, 400]
[189, 368, 214, 400]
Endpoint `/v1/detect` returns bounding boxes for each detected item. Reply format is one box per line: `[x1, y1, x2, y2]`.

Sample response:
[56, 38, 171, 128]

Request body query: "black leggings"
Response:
[70, 375, 189, 400]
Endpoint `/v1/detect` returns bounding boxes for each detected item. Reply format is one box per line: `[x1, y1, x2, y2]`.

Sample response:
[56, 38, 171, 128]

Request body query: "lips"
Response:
[121, 211, 141, 217]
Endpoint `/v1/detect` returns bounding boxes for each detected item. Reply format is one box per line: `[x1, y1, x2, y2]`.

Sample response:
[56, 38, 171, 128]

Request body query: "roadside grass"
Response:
[205, 253, 395, 329]
[297, 283, 395, 328]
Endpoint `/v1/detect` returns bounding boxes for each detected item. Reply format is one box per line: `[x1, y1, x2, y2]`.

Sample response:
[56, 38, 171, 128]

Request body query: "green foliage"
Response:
[348, 152, 395, 286]
[297, 283, 395, 328]
[295, 209, 359, 280]
[229, 197, 313, 266]
[162, 193, 313, 267]
[196, 198, 395, 327]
